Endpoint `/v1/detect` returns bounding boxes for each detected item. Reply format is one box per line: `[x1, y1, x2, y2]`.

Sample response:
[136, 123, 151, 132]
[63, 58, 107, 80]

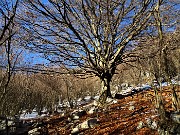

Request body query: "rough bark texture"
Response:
[99, 73, 113, 104]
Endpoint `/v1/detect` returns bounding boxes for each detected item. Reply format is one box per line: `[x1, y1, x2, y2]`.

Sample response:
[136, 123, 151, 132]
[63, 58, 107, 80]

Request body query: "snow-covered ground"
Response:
[20, 112, 39, 120]
[20, 110, 48, 120]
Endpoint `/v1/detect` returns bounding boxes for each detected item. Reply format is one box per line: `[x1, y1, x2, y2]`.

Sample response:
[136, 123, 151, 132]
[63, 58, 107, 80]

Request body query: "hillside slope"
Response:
[40, 86, 179, 135]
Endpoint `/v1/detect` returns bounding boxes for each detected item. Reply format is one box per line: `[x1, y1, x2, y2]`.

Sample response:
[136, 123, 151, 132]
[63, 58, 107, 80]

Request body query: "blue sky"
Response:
[22, 50, 50, 67]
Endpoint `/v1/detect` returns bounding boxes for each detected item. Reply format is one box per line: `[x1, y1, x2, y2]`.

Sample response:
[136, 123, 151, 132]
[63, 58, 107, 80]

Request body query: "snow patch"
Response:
[20, 112, 39, 120]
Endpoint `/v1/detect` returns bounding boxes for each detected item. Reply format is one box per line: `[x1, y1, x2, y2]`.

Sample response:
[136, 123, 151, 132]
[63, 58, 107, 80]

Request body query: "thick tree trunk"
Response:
[99, 76, 112, 104]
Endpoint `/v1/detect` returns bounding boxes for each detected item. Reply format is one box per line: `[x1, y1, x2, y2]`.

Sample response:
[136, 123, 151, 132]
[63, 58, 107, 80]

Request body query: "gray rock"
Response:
[88, 118, 99, 128]
[79, 120, 89, 129]
[146, 118, 152, 127]
[88, 106, 98, 114]
[129, 101, 135, 105]
[79, 118, 99, 129]
[112, 99, 118, 104]
[0, 116, 7, 131]
[171, 112, 180, 124]
[129, 106, 135, 110]
[68, 117, 72, 122]
[145, 118, 157, 130]
[71, 127, 79, 134]
[137, 121, 144, 130]
[106, 98, 118, 104]
[61, 113, 65, 117]
[28, 128, 41, 135]
[0, 120, 6, 130]
[151, 121, 157, 129]
[158, 128, 170, 135]
[7, 120, 15, 126]
[73, 120, 80, 124]
[73, 115, 79, 120]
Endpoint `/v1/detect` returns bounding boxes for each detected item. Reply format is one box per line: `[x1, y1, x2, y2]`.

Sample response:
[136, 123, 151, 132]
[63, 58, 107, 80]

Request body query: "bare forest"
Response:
[0, 0, 179, 135]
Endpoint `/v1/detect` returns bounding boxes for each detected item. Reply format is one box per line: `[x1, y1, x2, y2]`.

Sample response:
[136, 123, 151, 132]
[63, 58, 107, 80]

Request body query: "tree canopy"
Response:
[18, 0, 162, 103]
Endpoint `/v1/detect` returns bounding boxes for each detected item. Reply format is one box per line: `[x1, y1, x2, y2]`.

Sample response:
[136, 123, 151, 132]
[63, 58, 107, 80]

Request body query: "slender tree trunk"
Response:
[171, 84, 180, 112]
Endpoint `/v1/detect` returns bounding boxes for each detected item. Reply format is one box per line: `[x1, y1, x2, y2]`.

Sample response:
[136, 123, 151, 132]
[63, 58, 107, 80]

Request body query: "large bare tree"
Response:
[20, 0, 159, 103]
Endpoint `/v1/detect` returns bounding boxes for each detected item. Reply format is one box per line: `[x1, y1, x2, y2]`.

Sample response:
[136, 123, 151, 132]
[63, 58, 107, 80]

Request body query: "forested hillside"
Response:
[0, 0, 179, 134]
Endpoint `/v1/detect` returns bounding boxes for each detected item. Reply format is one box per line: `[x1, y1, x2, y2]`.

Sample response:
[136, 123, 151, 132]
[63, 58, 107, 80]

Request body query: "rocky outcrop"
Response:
[71, 118, 99, 134]
[80, 118, 99, 129]
[171, 112, 180, 124]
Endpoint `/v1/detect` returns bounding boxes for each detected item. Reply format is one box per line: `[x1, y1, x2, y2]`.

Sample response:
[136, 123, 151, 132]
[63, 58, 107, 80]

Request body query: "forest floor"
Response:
[36, 86, 179, 135]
